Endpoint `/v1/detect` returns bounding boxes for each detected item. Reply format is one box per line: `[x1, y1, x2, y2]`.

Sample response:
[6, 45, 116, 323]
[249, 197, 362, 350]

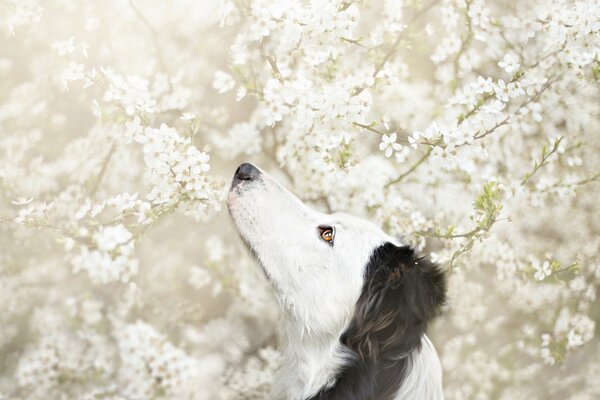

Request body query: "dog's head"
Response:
[227, 163, 445, 350]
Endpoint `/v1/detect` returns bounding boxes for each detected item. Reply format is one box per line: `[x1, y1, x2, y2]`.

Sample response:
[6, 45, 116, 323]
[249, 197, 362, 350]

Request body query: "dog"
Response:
[227, 163, 447, 400]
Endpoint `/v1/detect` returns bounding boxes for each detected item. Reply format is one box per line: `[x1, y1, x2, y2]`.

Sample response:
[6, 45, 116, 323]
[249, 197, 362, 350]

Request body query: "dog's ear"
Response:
[341, 243, 446, 363]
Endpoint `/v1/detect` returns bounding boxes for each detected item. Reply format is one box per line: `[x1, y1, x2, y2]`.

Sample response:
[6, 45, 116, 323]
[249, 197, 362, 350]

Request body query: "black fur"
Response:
[306, 243, 447, 400]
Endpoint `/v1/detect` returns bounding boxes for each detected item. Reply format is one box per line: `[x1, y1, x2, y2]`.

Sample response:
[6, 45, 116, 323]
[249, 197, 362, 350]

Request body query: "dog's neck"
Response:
[272, 321, 344, 400]
[271, 320, 444, 400]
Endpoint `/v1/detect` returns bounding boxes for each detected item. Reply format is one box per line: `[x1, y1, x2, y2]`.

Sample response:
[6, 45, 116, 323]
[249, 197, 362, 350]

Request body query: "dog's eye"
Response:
[319, 226, 335, 244]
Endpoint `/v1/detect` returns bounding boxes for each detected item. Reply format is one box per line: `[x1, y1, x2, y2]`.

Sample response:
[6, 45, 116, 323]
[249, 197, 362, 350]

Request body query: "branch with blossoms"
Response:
[538, 171, 600, 195]
[13, 120, 225, 284]
[417, 181, 505, 270]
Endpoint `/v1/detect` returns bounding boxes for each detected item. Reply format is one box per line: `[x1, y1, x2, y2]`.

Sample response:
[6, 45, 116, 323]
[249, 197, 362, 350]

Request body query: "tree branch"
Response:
[385, 147, 433, 187]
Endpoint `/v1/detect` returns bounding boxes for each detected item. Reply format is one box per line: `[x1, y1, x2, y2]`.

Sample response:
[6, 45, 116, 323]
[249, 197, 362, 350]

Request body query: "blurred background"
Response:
[1, 0, 599, 399]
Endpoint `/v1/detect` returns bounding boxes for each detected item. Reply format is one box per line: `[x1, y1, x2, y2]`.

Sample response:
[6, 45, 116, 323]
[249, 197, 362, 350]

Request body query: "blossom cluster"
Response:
[1, 0, 599, 399]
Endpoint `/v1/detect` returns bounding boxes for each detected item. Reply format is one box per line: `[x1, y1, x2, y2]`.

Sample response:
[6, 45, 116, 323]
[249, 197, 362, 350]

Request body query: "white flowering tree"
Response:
[0, 0, 599, 398]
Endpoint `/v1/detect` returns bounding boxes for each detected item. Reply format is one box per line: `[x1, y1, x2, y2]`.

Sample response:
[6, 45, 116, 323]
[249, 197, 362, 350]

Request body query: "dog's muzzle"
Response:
[231, 162, 261, 188]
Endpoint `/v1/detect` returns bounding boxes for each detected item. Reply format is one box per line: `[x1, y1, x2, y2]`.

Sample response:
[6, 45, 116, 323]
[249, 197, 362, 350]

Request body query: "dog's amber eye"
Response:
[319, 226, 335, 244]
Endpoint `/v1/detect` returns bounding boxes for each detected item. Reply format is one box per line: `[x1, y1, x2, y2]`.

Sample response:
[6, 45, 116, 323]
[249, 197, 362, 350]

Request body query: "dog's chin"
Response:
[227, 190, 269, 279]
[234, 226, 260, 264]
[232, 224, 277, 289]
[226, 201, 249, 252]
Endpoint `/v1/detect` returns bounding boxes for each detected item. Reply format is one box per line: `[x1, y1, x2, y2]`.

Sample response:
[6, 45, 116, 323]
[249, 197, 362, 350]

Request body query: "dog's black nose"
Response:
[233, 163, 261, 182]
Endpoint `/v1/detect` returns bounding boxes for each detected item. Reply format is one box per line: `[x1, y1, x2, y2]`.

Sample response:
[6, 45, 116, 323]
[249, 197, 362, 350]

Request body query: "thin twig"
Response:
[353, 121, 385, 135]
[417, 217, 511, 240]
[385, 147, 433, 187]
[89, 142, 116, 197]
[352, 122, 410, 142]
[340, 37, 369, 48]
[265, 54, 284, 82]
[128, 0, 172, 91]
[521, 137, 564, 186]
[416, 228, 479, 239]
[451, 0, 474, 90]
[540, 171, 600, 193]
[354, 0, 439, 96]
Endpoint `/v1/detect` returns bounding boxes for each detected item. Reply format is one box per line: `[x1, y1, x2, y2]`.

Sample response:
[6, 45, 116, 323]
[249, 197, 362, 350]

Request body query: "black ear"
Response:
[341, 243, 447, 363]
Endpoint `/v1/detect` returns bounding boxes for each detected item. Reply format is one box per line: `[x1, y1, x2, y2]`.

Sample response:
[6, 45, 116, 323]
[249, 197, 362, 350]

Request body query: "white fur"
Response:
[228, 166, 444, 400]
[395, 336, 444, 400]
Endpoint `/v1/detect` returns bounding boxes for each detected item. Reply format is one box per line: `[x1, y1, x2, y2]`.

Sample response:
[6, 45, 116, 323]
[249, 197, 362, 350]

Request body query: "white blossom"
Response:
[213, 70, 236, 94]
[379, 133, 402, 158]
[533, 260, 552, 281]
[498, 52, 521, 74]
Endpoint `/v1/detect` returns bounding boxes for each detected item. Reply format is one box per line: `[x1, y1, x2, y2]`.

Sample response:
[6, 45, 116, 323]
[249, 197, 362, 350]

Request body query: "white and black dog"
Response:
[227, 163, 447, 400]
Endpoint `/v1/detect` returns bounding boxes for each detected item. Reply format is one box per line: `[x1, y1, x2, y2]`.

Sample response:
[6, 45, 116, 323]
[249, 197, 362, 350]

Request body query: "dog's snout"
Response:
[233, 163, 261, 183]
